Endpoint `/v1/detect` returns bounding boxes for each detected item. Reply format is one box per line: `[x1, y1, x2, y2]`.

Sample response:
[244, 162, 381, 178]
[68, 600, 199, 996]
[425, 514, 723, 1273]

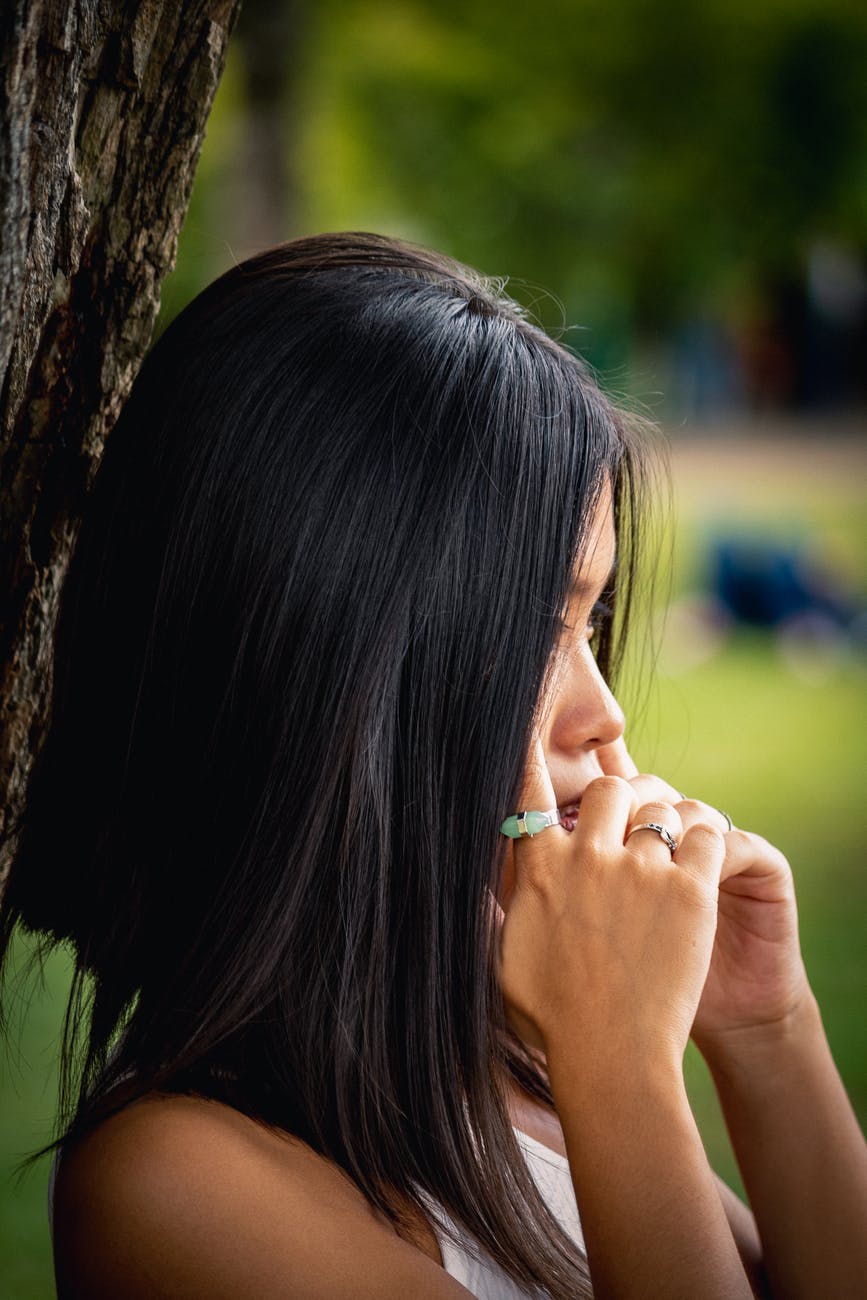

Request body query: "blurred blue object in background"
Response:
[711, 536, 860, 632]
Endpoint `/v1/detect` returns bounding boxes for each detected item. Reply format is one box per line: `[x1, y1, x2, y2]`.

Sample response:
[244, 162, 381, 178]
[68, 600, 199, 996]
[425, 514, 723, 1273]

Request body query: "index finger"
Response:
[515, 730, 558, 813]
[597, 736, 639, 780]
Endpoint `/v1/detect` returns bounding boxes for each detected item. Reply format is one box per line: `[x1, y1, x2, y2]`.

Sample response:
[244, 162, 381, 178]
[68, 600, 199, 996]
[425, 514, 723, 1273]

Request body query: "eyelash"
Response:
[558, 599, 613, 639]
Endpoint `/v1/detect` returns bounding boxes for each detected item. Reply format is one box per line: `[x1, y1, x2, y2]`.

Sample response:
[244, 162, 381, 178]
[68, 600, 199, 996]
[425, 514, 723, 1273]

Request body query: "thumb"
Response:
[514, 730, 558, 814]
[597, 735, 638, 779]
[498, 732, 558, 911]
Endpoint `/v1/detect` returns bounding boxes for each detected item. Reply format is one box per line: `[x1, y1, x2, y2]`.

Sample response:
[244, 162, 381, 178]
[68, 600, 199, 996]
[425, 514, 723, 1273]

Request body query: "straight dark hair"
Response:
[1, 232, 649, 1299]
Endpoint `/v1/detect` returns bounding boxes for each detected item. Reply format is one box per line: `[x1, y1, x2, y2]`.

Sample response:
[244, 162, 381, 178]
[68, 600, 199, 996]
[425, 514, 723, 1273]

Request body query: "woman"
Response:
[1, 232, 865, 1298]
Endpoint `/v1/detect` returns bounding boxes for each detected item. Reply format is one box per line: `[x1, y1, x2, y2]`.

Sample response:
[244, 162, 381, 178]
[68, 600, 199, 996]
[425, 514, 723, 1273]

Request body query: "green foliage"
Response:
[298, 0, 867, 358]
[157, 0, 867, 377]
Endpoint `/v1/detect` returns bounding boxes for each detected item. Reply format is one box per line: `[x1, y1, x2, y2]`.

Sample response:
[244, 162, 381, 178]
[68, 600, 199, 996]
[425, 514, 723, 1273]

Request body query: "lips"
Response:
[557, 800, 582, 833]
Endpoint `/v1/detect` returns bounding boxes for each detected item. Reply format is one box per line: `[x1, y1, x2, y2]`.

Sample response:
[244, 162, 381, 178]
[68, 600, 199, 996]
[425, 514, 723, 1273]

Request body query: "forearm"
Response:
[701, 996, 867, 1299]
[547, 1045, 753, 1300]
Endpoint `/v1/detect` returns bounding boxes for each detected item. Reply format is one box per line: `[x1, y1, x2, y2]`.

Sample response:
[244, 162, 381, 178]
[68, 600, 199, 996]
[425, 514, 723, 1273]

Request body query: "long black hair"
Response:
[1, 232, 648, 1298]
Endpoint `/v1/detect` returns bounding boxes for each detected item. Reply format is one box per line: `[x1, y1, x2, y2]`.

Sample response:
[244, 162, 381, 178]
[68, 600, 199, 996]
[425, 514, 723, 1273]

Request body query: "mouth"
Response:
[557, 799, 582, 833]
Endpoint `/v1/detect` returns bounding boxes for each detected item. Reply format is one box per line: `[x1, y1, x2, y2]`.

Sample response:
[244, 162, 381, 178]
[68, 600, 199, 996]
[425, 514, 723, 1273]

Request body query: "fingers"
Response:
[516, 730, 558, 814]
[597, 736, 639, 780]
[623, 781, 726, 886]
[623, 778, 741, 889]
[717, 828, 792, 892]
[628, 772, 684, 807]
[510, 766, 638, 878]
[510, 746, 733, 895]
[676, 797, 731, 837]
[628, 773, 733, 839]
[572, 775, 636, 855]
[505, 734, 564, 894]
[673, 822, 726, 889]
[625, 801, 684, 864]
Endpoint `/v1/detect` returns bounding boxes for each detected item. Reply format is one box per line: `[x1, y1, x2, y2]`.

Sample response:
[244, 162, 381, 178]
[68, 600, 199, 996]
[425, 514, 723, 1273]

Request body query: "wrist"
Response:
[545, 1034, 688, 1117]
[696, 992, 825, 1088]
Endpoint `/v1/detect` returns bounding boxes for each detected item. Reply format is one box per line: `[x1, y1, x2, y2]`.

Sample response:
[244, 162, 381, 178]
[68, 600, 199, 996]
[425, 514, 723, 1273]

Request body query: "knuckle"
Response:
[634, 772, 671, 793]
[689, 822, 725, 844]
[587, 775, 627, 798]
[638, 799, 677, 820]
[580, 831, 609, 860]
[677, 798, 705, 816]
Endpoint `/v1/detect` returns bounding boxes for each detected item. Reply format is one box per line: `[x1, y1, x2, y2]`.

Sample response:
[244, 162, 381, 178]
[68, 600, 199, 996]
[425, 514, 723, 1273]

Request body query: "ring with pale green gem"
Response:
[500, 808, 562, 838]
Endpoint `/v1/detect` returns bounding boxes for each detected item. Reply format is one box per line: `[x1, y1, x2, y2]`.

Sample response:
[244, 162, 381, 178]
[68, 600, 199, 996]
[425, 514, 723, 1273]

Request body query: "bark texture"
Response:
[0, 0, 242, 878]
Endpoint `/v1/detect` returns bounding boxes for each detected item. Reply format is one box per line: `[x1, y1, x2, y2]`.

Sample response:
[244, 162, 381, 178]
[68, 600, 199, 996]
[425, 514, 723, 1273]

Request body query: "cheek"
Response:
[533, 649, 571, 736]
[534, 645, 588, 747]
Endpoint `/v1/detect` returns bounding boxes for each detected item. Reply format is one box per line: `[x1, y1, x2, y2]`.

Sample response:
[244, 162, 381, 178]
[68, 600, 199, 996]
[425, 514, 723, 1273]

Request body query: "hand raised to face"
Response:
[497, 735, 726, 1072]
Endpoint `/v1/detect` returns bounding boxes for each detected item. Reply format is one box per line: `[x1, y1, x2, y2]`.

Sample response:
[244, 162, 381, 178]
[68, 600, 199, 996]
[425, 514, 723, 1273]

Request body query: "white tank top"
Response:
[425, 1127, 586, 1298]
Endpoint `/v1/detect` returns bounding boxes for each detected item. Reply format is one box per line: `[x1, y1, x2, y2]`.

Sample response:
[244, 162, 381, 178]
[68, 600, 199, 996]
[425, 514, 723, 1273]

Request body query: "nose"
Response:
[541, 642, 625, 755]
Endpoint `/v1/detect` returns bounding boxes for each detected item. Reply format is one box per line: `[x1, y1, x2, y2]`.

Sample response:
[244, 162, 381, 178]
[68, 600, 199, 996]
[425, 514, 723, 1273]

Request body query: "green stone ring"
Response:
[500, 808, 562, 838]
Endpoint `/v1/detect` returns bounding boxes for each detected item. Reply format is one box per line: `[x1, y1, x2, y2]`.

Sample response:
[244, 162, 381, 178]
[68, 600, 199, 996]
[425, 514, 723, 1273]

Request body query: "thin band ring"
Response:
[625, 821, 678, 854]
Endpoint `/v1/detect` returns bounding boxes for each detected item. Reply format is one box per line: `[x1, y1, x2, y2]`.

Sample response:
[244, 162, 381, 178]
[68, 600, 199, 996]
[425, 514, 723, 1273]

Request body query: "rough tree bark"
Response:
[0, 0, 243, 880]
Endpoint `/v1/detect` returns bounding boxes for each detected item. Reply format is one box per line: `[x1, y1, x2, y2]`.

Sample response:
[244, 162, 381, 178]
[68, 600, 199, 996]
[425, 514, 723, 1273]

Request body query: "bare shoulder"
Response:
[53, 1093, 470, 1299]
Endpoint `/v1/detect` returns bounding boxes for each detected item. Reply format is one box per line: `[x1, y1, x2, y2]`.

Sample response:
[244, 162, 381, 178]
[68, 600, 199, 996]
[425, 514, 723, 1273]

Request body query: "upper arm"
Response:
[53, 1096, 472, 1300]
[714, 1173, 769, 1299]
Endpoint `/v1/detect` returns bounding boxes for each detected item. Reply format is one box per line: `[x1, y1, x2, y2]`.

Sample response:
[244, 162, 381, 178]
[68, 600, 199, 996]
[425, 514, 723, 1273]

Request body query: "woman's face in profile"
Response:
[498, 490, 624, 907]
[540, 486, 624, 819]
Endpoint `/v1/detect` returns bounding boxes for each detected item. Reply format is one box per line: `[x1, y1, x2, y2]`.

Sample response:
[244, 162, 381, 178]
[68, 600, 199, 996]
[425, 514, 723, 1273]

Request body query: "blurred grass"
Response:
[633, 638, 867, 1192]
[2, 428, 865, 1297]
[630, 425, 867, 1194]
[1, 943, 69, 1300]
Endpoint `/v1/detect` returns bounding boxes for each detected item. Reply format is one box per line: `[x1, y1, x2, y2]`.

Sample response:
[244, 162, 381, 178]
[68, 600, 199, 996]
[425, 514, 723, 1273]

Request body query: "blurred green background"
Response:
[3, 0, 866, 1295]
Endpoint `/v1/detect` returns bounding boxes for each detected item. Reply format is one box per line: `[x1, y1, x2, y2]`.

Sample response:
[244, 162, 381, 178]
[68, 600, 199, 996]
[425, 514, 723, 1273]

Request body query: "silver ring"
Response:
[719, 809, 733, 832]
[500, 808, 561, 838]
[625, 821, 678, 854]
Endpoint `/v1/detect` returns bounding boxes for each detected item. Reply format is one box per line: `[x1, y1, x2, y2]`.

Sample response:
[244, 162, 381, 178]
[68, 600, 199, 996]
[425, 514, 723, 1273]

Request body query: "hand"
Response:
[617, 766, 813, 1057]
[497, 736, 726, 1076]
[693, 827, 812, 1052]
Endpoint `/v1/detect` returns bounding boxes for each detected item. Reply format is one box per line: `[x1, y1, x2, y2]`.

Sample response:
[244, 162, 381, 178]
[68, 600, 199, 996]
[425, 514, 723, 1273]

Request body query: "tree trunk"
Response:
[0, 0, 243, 881]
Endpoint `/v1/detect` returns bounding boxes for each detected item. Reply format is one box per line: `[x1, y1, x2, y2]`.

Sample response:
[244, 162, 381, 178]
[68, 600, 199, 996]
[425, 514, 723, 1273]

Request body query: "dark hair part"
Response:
[1, 233, 648, 1298]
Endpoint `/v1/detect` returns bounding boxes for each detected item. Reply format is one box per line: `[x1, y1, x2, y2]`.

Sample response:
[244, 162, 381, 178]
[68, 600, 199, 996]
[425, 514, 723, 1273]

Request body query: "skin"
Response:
[53, 493, 867, 1298]
[499, 491, 867, 1298]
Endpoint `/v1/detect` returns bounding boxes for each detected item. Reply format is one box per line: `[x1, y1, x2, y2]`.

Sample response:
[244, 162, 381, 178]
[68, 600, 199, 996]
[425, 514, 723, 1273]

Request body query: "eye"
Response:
[588, 599, 612, 637]
[557, 599, 612, 641]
